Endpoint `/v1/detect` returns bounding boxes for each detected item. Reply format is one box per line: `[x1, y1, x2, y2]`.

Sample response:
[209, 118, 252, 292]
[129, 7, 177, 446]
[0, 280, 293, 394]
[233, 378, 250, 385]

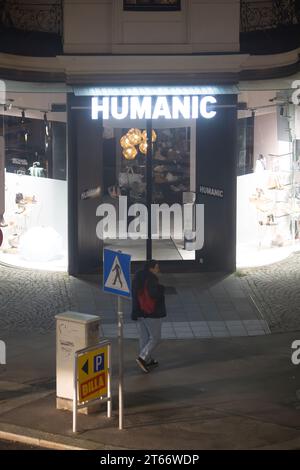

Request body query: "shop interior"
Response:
[1, 84, 300, 272]
[101, 117, 196, 261]
[237, 88, 300, 267]
[0, 84, 67, 271]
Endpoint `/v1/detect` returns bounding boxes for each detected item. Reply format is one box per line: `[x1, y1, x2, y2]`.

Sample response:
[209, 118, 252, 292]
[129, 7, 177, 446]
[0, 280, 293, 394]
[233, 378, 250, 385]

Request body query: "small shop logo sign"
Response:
[199, 186, 224, 198]
[96, 197, 205, 251]
[0, 340, 6, 365]
[291, 80, 300, 105]
[291, 340, 300, 365]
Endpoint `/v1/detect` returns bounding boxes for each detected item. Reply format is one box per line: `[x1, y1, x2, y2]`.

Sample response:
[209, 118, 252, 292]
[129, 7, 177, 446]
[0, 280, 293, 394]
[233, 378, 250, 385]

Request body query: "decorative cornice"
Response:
[0, 49, 299, 84]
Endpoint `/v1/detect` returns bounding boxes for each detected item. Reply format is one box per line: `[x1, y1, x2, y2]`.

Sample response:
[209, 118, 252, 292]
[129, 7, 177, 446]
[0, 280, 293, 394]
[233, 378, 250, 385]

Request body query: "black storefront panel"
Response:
[196, 94, 237, 272]
[68, 92, 237, 275]
[68, 95, 103, 275]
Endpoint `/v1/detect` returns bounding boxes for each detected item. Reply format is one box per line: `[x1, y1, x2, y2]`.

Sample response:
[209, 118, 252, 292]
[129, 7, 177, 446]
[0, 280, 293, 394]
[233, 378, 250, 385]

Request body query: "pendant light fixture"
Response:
[120, 128, 157, 159]
[139, 141, 148, 155]
[120, 134, 132, 149]
[127, 128, 142, 146]
[123, 146, 138, 160]
[142, 129, 157, 143]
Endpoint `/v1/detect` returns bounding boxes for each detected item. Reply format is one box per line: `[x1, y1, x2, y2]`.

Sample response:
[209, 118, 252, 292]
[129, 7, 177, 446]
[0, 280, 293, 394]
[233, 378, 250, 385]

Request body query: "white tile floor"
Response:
[101, 319, 270, 339]
[104, 238, 187, 261]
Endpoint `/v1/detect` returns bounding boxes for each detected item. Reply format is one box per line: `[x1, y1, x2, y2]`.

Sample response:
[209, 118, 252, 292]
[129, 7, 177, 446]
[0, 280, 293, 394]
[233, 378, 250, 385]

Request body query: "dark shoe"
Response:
[147, 359, 159, 368]
[136, 357, 149, 373]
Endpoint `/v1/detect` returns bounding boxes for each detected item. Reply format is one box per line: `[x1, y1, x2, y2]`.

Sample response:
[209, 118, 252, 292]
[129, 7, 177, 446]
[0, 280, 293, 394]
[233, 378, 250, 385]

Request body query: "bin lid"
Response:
[55, 311, 100, 324]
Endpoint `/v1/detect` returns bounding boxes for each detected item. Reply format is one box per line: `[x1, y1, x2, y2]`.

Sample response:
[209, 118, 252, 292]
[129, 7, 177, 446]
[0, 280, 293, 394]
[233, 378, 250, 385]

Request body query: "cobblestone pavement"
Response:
[0, 266, 72, 332]
[239, 251, 300, 333]
[0, 252, 300, 335]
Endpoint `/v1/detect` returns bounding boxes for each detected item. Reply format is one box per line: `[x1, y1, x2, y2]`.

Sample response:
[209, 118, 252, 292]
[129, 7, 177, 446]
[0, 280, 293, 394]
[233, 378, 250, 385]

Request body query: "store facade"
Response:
[67, 86, 238, 275]
[1, 79, 300, 275]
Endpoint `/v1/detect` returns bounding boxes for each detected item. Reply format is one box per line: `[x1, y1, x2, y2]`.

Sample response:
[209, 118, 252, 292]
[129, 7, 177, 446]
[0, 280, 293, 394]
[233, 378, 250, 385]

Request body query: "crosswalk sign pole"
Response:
[117, 295, 124, 430]
[103, 248, 131, 431]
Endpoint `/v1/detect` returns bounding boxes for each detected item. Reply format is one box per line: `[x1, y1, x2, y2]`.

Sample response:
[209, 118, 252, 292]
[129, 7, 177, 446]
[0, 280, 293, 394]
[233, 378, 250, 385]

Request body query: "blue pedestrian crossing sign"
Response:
[103, 249, 131, 298]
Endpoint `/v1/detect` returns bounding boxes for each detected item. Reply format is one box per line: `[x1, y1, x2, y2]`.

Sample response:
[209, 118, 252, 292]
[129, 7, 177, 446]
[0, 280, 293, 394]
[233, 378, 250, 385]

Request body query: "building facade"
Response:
[0, 0, 300, 274]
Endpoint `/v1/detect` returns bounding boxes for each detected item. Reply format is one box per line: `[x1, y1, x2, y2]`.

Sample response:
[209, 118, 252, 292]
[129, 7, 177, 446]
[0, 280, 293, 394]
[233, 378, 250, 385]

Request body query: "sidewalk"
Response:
[0, 330, 300, 450]
[0, 264, 270, 338]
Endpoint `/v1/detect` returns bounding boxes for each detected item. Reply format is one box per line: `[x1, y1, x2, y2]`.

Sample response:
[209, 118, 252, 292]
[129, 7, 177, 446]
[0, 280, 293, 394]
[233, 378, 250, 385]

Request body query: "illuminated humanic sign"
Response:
[91, 95, 217, 120]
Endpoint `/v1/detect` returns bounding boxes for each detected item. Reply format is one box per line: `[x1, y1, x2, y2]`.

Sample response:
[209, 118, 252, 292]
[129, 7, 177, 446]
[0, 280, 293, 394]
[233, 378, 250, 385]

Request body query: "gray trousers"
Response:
[137, 317, 162, 362]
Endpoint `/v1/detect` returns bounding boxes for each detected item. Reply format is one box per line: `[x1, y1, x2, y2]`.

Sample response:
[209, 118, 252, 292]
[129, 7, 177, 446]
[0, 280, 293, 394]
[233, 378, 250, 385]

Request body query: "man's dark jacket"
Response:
[131, 270, 167, 320]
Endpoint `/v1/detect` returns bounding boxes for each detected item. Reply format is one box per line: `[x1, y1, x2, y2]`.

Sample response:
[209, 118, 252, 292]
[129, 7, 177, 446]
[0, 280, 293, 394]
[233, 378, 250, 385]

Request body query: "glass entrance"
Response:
[101, 116, 196, 261]
[102, 117, 147, 260]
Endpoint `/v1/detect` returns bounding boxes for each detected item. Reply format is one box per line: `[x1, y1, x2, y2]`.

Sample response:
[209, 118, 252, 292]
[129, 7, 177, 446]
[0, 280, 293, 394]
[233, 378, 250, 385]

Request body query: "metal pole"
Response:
[117, 295, 124, 430]
[146, 119, 153, 261]
[73, 354, 77, 433]
[107, 342, 112, 418]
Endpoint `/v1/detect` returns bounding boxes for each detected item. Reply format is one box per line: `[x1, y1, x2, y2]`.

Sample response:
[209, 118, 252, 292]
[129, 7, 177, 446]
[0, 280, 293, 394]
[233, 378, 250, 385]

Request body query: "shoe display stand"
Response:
[152, 128, 191, 204]
[253, 155, 297, 248]
[115, 127, 191, 206]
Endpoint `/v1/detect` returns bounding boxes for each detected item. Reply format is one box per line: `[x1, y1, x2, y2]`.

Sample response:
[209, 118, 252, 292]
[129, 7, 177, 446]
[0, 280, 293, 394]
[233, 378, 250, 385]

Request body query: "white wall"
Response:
[254, 112, 279, 166]
[63, 0, 240, 54]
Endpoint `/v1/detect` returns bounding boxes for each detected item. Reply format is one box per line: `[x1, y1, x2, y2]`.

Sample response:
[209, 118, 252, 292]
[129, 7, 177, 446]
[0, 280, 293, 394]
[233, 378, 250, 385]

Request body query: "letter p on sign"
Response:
[94, 353, 104, 373]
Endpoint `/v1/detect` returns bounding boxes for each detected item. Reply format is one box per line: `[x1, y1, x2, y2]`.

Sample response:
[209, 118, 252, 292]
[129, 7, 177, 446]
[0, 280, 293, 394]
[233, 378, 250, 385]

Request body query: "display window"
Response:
[69, 88, 238, 275]
[0, 84, 67, 271]
[101, 117, 196, 261]
[237, 89, 300, 267]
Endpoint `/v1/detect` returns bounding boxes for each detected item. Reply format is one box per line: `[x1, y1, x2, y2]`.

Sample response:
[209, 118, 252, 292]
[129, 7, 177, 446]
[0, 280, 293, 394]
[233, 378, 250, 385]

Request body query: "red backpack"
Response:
[137, 281, 156, 315]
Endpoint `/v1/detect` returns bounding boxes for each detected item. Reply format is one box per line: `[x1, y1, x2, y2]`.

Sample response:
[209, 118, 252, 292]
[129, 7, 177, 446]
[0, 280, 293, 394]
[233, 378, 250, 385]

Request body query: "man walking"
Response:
[131, 260, 166, 373]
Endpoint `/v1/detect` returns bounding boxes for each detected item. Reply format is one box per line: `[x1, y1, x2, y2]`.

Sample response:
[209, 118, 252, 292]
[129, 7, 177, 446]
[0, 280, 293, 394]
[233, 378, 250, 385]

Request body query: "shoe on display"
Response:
[154, 150, 166, 161]
[155, 174, 166, 184]
[154, 165, 168, 173]
[15, 193, 27, 205]
[136, 356, 149, 373]
[166, 172, 178, 183]
[15, 206, 26, 215]
[24, 195, 38, 204]
[0, 216, 8, 228]
[8, 234, 19, 248]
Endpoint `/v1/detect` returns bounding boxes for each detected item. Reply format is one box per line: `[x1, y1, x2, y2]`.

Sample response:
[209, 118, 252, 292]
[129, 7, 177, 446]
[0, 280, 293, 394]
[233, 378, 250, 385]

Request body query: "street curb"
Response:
[0, 422, 128, 450]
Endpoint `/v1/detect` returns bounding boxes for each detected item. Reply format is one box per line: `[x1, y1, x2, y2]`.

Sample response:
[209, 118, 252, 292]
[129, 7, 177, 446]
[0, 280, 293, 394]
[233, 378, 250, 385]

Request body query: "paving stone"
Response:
[0, 261, 279, 339]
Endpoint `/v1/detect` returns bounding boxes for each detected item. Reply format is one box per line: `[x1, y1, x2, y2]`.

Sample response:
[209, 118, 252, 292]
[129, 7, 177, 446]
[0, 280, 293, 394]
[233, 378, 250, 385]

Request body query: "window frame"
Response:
[123, 1, 181, 12]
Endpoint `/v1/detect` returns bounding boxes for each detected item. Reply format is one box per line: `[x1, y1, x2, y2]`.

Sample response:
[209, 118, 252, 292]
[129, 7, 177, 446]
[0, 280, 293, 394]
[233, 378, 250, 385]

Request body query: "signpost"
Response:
[103, 248, 131, 430]
[73, 340, 111, 433]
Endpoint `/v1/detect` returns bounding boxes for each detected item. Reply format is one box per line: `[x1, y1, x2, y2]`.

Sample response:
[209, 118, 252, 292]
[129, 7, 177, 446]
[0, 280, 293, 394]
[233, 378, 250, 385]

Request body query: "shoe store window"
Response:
[0, 86, 67, 271]
[237, 89, 300, 268]
[102, 117, 196, 261]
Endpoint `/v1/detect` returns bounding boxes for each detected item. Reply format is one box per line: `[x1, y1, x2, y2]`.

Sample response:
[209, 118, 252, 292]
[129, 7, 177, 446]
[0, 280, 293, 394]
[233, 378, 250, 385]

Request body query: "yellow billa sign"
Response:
[77, 345, 108, 403]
